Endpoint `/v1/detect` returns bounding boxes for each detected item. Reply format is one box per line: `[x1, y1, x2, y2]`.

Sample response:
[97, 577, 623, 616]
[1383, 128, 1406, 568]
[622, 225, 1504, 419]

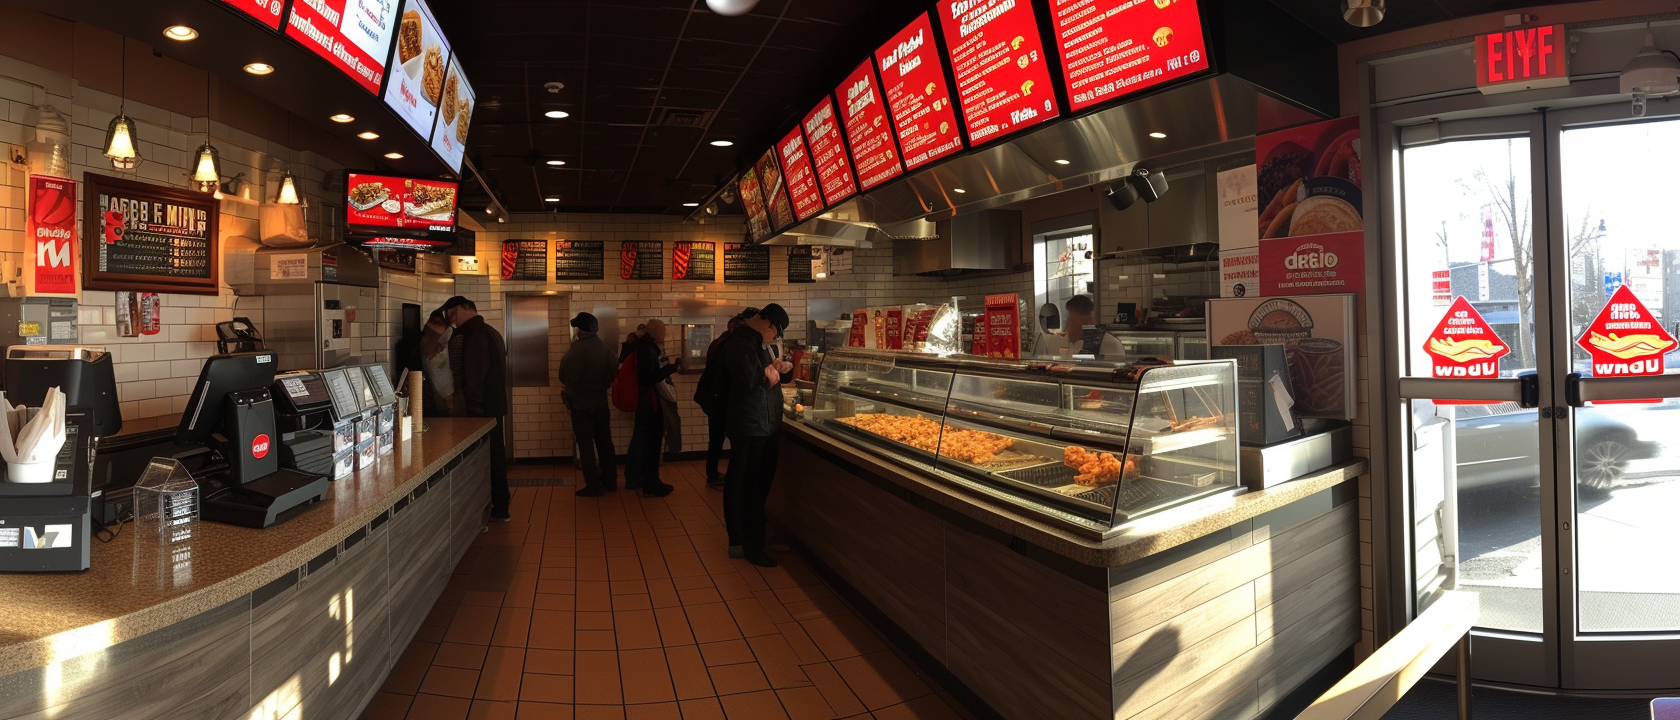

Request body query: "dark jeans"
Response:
[490, 416, 510, 515]
[625, 408, 665, 488]
[569, 403, 616, 490]
[724, 432, 779, 550]
[705, 408, 728, 480]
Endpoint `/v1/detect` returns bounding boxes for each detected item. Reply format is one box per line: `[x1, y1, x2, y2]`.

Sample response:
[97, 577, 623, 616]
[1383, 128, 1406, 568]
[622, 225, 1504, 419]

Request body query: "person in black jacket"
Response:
[624, 319, 678, 497]
[442, 296, 513, 522]
[694, 308, 756, 489]
[717, 303, 792, 568]
[560, 312, 619, 497]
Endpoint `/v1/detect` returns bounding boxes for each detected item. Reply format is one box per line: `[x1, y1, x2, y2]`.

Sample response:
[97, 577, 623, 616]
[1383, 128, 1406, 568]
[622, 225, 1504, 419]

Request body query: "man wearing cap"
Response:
[560, 312, 619, 497]
[716, 302, 794, 567]
[694, 308, 756, 489]
[442, 296, 513, 522]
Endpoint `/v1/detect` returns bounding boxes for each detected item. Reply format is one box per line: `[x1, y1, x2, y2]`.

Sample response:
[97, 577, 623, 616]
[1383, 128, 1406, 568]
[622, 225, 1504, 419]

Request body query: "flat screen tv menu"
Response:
[836, 60, 904, 191]
[937, 0, 1062, 145]
[803, 98, 857, 206]
[1050, 0, 1210, 112]
[222, 0, 284, 29]
[553, 240, 605, 280]
[738, 166, 772, 243]
[875, 13, 964, 170]
[756, 149, 796, 232]
[285, 0, 398, 94]
[777, 127, 824, 221]
[382, 0, 447, 141]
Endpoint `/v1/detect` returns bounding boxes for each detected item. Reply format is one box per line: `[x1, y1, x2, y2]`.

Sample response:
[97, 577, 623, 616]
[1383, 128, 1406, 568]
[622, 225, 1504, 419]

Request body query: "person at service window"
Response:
[694, 308, 758, 490]
[716, 303, 794, 568]
[1033, 294, 1122, 359]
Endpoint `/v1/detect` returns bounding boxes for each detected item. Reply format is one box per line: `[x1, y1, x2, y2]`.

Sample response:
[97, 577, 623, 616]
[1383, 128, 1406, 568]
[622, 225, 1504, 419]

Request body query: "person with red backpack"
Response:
[617, 319, 679, 497]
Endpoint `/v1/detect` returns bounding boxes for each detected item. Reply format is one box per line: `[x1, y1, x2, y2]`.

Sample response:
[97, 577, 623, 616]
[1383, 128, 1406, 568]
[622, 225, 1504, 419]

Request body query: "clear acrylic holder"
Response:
[134, 457, 198, 543]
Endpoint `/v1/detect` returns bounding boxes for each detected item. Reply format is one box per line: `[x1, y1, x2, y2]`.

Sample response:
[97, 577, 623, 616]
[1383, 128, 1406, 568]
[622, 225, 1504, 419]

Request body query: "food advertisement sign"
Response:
[1424, 298, 1510, 404]
[836, 61, 905, 191]
[383, 0, 447, 140]
[983, 293, 1021, 359]
[803, 98, 858, 206]
[1258, 230, 1364, 297]
[28, 175, 77, 296]
[1432, 270, 1452, 306]
[756, 149, 796, 232]
[1577, 285, 1676, 379]
[285, 0, 399, 94]
[776, 127, 824, 221]
[876, 13, 964, 170]
[737, 166, 771, 243]
[938, 0, 1060, 145]
[429, 56, 475, 173]
[886, 308, 904, 350]
[223, 0, 285, 29]
[1051, 0, 1211, 113]
[1220, 248, 1258, 298]
[848, 310, 869, 347]
[346, 173, 458, 233]
[1209, 294, 1356, 420]
[1256, 115, 1362, 240]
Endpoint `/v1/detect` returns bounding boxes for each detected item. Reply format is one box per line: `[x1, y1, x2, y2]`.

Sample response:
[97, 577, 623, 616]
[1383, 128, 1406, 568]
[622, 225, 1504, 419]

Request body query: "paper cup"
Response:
[8, 459, 54, 483]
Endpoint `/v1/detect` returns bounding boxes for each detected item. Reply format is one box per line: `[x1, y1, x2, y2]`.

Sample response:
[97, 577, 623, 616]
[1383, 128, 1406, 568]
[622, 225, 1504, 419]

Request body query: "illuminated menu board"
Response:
[938, 0, 1061, 144]
[285, 0, 400, 94]
[875, 13, 964, 170]
[738, 166, 771, 243]
[1051, 0, 1210, 113]
[429, 55, 475, 173]
[835, 61, 904, 191]
[383, 0, 447, 141]
[803, 98, 857, 206]
[756, 149, 796, 232]
[222, 0, 284, 29]
[776, 127, 823, 221]
[346, 172, 458, 234]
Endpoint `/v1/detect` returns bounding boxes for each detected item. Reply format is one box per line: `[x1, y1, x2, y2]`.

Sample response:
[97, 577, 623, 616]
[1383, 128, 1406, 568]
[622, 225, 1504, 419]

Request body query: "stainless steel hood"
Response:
[894, 211, 1017, 276]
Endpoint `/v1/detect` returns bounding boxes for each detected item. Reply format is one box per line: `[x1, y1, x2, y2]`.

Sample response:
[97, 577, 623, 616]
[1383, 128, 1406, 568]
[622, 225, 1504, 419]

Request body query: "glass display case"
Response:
[805, 348, 1238, 532]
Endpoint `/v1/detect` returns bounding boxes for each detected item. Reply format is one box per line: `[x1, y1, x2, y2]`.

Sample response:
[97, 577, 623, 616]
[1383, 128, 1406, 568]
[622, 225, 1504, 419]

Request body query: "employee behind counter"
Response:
[1031, 294, 1123, 360]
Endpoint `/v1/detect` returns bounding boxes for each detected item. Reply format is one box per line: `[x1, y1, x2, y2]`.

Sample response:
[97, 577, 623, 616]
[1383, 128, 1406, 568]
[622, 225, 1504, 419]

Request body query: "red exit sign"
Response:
[1476, 24, 1569, 94]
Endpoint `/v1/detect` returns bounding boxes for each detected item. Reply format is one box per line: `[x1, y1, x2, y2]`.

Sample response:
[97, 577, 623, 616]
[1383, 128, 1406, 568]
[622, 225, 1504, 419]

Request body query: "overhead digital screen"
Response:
[345, 172, 458, 235]
[757, 149, 796, 232]
[221, 0, 284, 29]
[776, 127, 823, 221]
[1050, 0, 1211, 113]
[284, 0, 399, 95]
[383, 0, 447, 140]
[875, 13, 964, 170]
[937, 0, 1062, 144]
[835, 60, 904, 191]
[802, 98, 857, 206]
[738, 166, 771, 243]
[429, 55, 475, 174]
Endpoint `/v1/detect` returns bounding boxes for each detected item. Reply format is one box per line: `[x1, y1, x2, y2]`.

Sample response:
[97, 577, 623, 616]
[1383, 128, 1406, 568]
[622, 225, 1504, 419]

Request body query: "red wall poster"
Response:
[876, 13, 964, 170]
[938, 0, 1061, 144]
[1050, 0, 1211, 113]
[28, 175, 77, 295]
[836, 61, 905, 191]
[1424, 297, 1509, 380]
[1258, 231, 1364, 297]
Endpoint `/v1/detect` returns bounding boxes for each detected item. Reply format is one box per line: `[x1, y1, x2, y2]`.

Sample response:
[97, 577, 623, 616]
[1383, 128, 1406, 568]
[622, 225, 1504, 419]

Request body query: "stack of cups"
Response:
[408, 370, 425, 432]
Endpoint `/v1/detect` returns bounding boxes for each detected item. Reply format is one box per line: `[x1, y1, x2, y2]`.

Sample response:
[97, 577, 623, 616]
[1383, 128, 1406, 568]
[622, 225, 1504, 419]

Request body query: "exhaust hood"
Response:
[893, 211, 1017, 276]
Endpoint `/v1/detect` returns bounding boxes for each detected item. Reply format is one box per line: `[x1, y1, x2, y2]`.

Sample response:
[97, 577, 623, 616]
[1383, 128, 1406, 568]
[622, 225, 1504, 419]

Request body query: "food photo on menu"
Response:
[384, 0, 448, 134]
[347, 174, 457, 230]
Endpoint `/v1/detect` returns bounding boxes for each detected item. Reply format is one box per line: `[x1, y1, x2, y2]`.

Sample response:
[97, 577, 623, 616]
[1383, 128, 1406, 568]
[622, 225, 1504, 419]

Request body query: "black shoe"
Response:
[743, 548, 778, 567]
[706, 474, 725, 486]
[643, 482, 674, 498]
[490, 512, 512, 524]
[574, 486, 603, 497]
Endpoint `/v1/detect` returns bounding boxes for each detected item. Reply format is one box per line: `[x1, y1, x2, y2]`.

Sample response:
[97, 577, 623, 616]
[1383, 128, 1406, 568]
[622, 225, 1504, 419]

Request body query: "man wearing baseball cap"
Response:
[441, 295, 513, 522]
[559, 312, 619, 496]
[715, 302, 793, 567]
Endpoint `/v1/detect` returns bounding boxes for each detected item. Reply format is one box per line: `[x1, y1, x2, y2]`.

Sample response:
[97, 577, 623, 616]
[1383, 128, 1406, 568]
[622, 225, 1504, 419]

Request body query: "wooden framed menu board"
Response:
[83, 173, 219, 295]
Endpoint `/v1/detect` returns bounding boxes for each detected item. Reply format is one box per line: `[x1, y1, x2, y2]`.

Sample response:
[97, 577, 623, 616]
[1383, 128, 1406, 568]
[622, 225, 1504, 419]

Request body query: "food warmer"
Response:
[804, 348, 1238, 534]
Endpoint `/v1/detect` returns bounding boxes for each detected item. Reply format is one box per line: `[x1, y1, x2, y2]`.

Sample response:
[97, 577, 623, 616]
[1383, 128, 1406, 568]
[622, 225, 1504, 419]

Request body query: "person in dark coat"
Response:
[717, 303, 792, 567]
[694, 308, 756, 489]
[624, 319, 678, 497]
[442, 296, 512, 522]
[560, 312, 619, 497]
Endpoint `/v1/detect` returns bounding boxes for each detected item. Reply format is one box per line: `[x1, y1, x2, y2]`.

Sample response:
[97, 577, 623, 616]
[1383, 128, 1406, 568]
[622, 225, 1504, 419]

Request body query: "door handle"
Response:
[1519, 372, 1539, 408]
[1567, 373, 1680, 405]
[1565, 372, 1582, 408]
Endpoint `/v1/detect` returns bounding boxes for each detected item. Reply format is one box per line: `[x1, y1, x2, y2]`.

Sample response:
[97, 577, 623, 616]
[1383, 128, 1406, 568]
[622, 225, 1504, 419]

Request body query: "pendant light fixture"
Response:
[103, 37, 140, 170]
[277, 172, 300, 204]
[192, 76, 221, 193]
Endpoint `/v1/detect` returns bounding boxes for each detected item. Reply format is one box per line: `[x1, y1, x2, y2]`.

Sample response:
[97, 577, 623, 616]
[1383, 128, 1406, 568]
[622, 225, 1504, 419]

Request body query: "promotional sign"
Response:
[222, 0, 285, 29]
[876, 13, 964, 169]
[84, 174, 218, 295]
[672, 241, 715, 282]
[382, 0, 447, 140]
[501, 240, 546, 281]
[804, 98, 858, 206]
[1217, 165, 1258, 250]
[886, 308, 904, 350]
[1424, 297, 1510, 383]
[913, 307, 939, 344]
[1209, 294, 1357, 420]
[939, 0, 1061, 144]
[970, 315, 988, 355]
[1051, 0, 1211, 113]
[621, 241, 663, 280]
[1432, 270, 1452, 306]
[737, 166, 771, 243]
[27, 175, 76, 296]
[346, 173, 457, 234]
[1476, 24, 1568, 94]
[285, 0, 399, 94]
[756, 149, 796, 232]
[836, 60, 904, 190]
[777, 127, 824, 221]
[1256, 116, 1361, 240]
[848, 310, 869, 347]
[1577, 285, 1676, 379]
[553, 240, 605, 280]
[1258, 231, 1364, 297]
[983, 293, 1021, 359]
[1626, 247, 1664, 318]
[429, 56, 475, 173]
[1219, 248, 1258, 298]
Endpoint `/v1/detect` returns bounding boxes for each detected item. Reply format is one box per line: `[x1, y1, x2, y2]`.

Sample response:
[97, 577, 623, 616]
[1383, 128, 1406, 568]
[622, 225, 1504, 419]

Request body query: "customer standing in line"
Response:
[559, 312, 619, 497]
[624, 319, 678, 497]
[717, 303, 793, 568]
[694, 308, 756, 489]
[443, 296, 513, 522]
[411, 309, 455, 417]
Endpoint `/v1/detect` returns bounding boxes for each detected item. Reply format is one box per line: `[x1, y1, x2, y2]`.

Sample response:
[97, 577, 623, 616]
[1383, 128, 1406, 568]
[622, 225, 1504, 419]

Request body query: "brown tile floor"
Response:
[362, 460, 978, 720]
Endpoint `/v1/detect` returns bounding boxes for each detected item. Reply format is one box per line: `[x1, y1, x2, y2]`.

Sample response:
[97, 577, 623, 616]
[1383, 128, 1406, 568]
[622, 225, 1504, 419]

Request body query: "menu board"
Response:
[429, 55, 475, 173]
[757, 149, 796, 232]
[836, 60, 904, 191]
[82, 174, 219, 295]
[776, 128, 824, 221]
[553, 240, 604, 280]
[1051, 0, 1211, 113]
[876, 13, 965, 170]
[787, 246, 816, 284]
[803, 98, 857, 206]
[222, 0, 284, 29]
[285, 0, 399, 94]
[500, 240, 547, 281]
[620, 241, 663, 280]
[383, 0, 447, 140]
[738, 166, 771, 243]
[724, 243, 771, 283]
[345, 172, 457, 235]
[673, 241, 716, 281]
[938, 0, 1061, 145]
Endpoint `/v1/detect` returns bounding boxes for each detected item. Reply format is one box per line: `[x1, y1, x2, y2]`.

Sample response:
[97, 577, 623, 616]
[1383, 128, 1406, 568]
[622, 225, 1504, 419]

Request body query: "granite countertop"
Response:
[0, 417, 496, 676]
[782, 419, 1367, 568]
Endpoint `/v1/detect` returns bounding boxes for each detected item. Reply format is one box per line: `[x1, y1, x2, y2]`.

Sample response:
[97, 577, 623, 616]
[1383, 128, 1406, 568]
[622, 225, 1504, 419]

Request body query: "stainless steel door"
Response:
[505, 294, 551, 388]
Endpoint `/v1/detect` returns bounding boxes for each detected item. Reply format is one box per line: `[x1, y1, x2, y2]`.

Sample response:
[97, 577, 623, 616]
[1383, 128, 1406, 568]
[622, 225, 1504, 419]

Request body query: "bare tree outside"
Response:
[1461, 140, 1534, 368]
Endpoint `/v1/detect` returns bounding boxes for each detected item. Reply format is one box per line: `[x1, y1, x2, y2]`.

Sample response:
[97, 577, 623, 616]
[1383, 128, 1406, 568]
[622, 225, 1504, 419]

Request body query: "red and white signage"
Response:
[803, 98, 858, 206]
[1431, 270, 1452, 306]
[285, 0, 400, 94]
[1051, 0, 1211, 113]
[848, 310, 869, 347]
[836, 61, 904, 191]
[939, 0, 1061, 144]
[1258, 230, 1365, 297]
[222, 0, 284, 29]
[876, 13, 965, 169]
[737, 165, 771, 243]
[381, 0, 447, 140]
[251, 433, 272, 460]
[501, 242, 520, 280]
[756, 149, 796, 232]
[776, 127, 824, 221]
[1577, 285, 1676, 378]
[1424, 297, 1509, 380]
[27, 175, 77, 296]
[1476, 24, 1568, 95]
[983, 293, 1021, 359]
[886, 308, 904, 350]
[429, 55, 476, 174]
[345, 173, 458, 233]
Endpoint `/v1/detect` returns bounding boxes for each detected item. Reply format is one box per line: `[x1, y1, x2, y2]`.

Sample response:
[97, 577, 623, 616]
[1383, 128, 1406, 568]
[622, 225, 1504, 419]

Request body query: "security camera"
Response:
[1106, 182, 1139, 212]
[1105, 167, 1169, 211]
[544, 82, 565, 94]
[1621, 32, 1680, 117]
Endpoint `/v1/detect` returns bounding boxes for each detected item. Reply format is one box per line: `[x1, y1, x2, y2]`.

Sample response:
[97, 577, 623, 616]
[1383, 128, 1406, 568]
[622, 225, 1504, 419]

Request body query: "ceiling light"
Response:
[497, 216, 506, 223]
[330, 114, 354, 123]
[546, 160, 566, 166]
[277, 173, 299, 204]
[243, 62, 274, 75]
[1054, 159, 1071, 165]
[545, 197, 560, 202]
[952, 188, 966, 193]
[706, 0, 760, 16]
[710, 140, 734, 147]
[384, 152, 404, 159]
[545, 110, 570, 119]
[163, 25, 198, 41]
[357, 131, 379, 140]
[1148, 132, 1167, 139]
[682, 202, 699, 207]
[485, 205, 496, 215]
[1341, 0, 1384, 27]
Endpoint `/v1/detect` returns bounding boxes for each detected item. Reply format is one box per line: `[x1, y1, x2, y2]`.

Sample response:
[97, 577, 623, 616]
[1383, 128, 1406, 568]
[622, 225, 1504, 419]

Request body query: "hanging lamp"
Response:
[192, 77, 221, 193]
[103, 37, 140, 170]
[277, 172, 300, 204]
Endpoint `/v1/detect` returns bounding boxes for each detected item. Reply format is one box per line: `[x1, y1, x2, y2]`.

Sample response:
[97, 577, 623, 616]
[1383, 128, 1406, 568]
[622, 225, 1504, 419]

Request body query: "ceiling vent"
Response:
[655, 107, 714, 128]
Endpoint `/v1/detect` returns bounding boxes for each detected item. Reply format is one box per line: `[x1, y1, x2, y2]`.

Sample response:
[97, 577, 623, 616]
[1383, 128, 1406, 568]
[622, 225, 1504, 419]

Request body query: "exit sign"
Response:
[1476, 25, 1569, 94]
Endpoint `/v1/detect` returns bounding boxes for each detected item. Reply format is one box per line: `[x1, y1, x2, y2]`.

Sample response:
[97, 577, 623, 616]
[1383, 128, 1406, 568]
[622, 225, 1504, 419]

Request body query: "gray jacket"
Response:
[559, 332, 618, 410]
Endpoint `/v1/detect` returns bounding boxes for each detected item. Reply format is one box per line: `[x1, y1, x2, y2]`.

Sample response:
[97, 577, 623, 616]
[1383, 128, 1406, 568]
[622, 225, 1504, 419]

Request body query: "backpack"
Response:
[611, 353, 640, 412]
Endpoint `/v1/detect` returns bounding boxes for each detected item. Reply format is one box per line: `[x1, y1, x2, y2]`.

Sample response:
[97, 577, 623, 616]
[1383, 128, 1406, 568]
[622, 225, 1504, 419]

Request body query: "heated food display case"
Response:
[804, 348, 1238, 531]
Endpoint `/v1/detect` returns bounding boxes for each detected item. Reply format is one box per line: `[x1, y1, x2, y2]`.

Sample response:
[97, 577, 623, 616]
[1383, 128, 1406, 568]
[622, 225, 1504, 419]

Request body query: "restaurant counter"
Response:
[0, 417, 497, 720]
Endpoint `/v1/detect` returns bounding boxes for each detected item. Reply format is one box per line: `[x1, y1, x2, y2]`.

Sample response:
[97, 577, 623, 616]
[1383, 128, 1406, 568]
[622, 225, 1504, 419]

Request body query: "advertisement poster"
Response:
[937, 0, 1060, 144]
[1432, 270, 1452, 306]
[836, 60, 904, 191]
[1256, 115, 1361, 240]
[285, 0, 399, 94]
[1577, 285, 1675, 379]
[848, 310, 869, 347]
[1051, 0, 1210, 112]
[803, 97, 858, 206]
[876, 13, 964, 169]
[777, 127, 824, 221]
[428, 56, 475, 174]
[1220, 248, 1258, 298]
[672, 241, 715, 282]
[27, 175, 76, 296]
[383, 0, 447, 140]
[1217, 165, 1258, 250]
[1424, 296, 1510, 382]
[983, 293, 1021, 359]
[756, 149, 796, 232]
[346, 173, 458, 233]
[1258, 230, 1364, 297]
[886, 308, 904, 350]
[222, 0, 284, 29]
[737, 166, 771, 243]
[1209, 294, 1357, 420]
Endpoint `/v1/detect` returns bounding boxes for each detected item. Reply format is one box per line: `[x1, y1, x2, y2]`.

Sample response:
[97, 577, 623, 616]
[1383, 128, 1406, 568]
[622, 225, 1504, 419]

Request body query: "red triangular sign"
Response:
[1576, 285, 1676, 377]
[1424, 296, 1511, 379]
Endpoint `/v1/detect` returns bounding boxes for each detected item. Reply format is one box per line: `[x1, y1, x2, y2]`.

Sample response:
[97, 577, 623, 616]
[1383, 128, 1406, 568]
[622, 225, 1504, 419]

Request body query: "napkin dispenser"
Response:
[0, 408, 94, 572]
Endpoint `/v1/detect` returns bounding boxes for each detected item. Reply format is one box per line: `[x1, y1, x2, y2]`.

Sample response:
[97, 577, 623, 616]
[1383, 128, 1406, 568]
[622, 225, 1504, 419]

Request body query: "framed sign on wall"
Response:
[82, 173, 220, 295]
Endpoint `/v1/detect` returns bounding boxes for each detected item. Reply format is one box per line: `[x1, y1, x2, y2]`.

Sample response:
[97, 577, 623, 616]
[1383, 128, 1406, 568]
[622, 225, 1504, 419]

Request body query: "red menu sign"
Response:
[848, 310, 869, 347]
[1051, 0, 1211, 113]
[1476, 25, 1569, 94]
[1424, 297, 1509, 380]
[984, 293, 1021, 359]
[876, 13, 965, 170]
[836, 61, 904, 190]
[938, 0, 1061, 144]
[738, 166, 771, 243]
[1577, 285, 1676, 378]
[756, 149, 796, 232]
[804, 98, 858, 206]
[223, 0, 285, 29]
[285, 0, 401, 94]
[345, 173, 458, 233]
[886, 308, 904, 350]
[777, 128, 823, 221]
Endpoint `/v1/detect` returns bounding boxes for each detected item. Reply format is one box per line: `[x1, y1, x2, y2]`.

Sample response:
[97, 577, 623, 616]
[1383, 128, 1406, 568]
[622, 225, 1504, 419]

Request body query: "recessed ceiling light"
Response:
[682, 202, 699, 207]
[952, 188, 966, 193]
[545, 197, 560, 202]
[545, 110, 570, 119]
[330, 114, 354, 123]
[1054, 159, 1071, 165]
[243, 62, 274, 75]
[384, 152, 404, 159]
[546, 160, 566, 166]
[1148, 132, 1167, 139]
[164, 25, 198, 41]
[357, 131, 379, 140]
[709, 140, 734, 147]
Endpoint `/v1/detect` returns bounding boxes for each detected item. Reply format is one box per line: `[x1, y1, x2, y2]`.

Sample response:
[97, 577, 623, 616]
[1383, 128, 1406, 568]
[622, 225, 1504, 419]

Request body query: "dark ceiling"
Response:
[1263, 0, 1598, 44]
